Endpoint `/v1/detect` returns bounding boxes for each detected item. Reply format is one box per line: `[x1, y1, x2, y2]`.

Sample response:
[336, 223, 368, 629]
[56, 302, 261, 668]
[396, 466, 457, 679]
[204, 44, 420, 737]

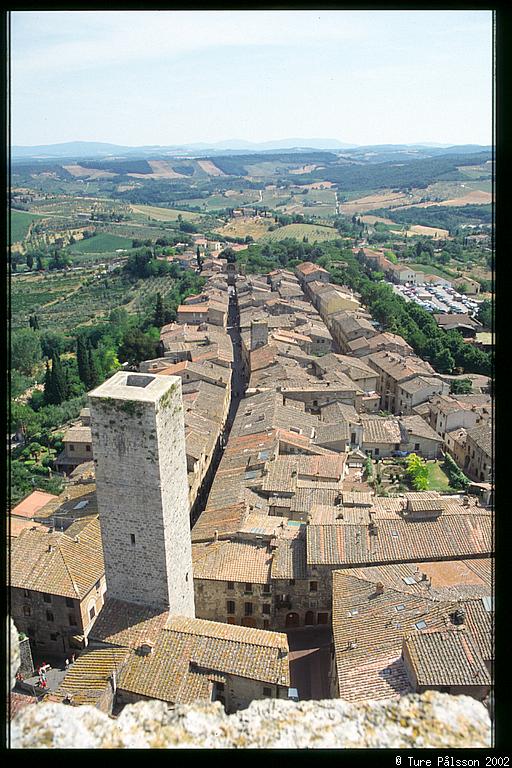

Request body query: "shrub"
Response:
[442, 452, 470, 490]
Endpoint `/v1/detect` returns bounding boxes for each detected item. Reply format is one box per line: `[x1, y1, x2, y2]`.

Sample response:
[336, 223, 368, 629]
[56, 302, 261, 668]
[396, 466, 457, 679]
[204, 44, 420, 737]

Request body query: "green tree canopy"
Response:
[12, 328, 42, 374]
[118, 329, 158, 367]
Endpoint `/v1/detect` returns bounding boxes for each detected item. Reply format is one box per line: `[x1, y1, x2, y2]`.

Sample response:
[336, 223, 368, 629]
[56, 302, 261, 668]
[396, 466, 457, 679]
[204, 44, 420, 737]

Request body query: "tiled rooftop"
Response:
[10, 516, 104, 599]
[117, 616, 289, 704]
[404, 630, 490, 687]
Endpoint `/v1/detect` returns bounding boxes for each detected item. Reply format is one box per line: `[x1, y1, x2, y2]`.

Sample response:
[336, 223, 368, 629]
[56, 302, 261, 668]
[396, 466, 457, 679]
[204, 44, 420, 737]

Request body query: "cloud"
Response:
[11, 10, 368, 76]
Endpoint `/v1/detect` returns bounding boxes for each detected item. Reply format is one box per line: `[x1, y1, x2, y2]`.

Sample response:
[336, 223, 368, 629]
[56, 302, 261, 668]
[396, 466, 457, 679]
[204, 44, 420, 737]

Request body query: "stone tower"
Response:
[88, 371, 195, 615]
[250, 319, 268, 351]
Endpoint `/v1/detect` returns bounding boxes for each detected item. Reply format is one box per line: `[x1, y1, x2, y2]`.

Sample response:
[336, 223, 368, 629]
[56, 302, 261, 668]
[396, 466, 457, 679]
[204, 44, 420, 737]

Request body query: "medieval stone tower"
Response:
[250, 319, 268, 351]
[88, 371, 195, 616]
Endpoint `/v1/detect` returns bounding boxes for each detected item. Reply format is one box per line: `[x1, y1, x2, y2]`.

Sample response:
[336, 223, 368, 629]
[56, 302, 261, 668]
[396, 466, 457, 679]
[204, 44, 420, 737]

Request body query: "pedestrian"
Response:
[71, 653, 75, 664]
[65, 658, 69, 670]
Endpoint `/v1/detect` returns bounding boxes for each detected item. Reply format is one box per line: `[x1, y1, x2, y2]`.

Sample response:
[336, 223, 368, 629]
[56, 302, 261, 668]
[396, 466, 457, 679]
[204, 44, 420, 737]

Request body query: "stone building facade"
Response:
[89, 372, 195, 615]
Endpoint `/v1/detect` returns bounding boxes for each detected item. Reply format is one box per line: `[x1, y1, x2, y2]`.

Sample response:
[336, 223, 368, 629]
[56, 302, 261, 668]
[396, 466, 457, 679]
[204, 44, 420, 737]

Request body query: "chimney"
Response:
[213, 530, 219, 542]
[462, 496, 470, 506]
[375, 582, 384, 595]
[138, 642, 154, 656]
[450, 609, 465, 626]
[48, 544, 54, 553]
[348, 640, 357, 650]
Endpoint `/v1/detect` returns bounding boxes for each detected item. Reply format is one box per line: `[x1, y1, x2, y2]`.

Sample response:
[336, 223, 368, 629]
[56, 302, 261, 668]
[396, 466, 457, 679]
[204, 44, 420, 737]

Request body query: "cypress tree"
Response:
[76, 335, 90, 385]
[154, 292, 165, 328]
[43, 361, 53, 405]
[87, 346, 102, 389]
[50, 352, 68, 404]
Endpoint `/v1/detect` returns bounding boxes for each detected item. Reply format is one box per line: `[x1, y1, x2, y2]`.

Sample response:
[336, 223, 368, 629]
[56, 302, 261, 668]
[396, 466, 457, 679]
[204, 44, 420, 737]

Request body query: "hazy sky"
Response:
[11, 10, 493, 147]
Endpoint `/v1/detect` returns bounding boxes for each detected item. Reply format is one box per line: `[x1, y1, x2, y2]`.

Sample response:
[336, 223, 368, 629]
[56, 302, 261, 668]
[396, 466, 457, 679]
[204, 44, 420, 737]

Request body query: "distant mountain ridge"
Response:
[11, 139, 492, 162]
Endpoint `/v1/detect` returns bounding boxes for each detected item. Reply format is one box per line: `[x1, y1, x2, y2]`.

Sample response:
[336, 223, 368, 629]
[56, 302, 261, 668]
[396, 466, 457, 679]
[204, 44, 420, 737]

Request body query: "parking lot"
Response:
[392, 282, 479, 316]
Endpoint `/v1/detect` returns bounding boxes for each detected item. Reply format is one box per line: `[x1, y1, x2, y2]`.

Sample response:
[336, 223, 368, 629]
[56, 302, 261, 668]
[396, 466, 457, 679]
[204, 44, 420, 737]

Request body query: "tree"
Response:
[450, 378, 472, 395]
[12, 328, 42, 374]
[154, 292, 166, 328]
[196, 246, 204, 271]
[40, 329, 68, 358]
[433, 348, 455, 374]
[118, 329, 157, 367]
[44, 352, 69, 405]
[76, 335, 90, 386]
[87, 346, 102, 389]
[26, 253, 34, 270]
[36, 255, 44, 271]
[477, 299, 493, 329]
[406, 453, 429, 491]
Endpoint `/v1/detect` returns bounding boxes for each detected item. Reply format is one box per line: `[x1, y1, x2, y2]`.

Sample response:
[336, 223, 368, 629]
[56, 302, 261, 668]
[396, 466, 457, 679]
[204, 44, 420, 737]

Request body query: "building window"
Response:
[46, 611, 54, 623]
[374, 448, 380, 456]
[262, 604, 271, 615]
[414, 443, 420, 451]
[227, 601, 235, 614]
[43, 593, 52, 603]
[50, 633, 58, 642]
[95, 581, 100, 591]
[289, 579, 295, 586]
[66, 597, 74, 608]
[244, 583, 253, 594]
[69, 615, 78, 626]
[23, 589, 31, 599]
[245, 602, 253, 616]
[309, 582, 318, 592]
[262, 584, 271, 594]
[130, 534, 136, 545]
[89, 605, 96, 621]
[216, 682, 224, 692]
[86, 445, 91, 452]
[263, 687, 272, 697]
[69, 444, 75, 452]
[227, 581, 234, 590]
[23, 605, 31, 617]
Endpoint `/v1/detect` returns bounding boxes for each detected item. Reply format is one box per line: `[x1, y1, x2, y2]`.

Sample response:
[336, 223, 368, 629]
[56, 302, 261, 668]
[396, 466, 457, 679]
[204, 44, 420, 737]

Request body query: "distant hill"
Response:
[11, 139, 492, 164]
[11, 138, 357, 161]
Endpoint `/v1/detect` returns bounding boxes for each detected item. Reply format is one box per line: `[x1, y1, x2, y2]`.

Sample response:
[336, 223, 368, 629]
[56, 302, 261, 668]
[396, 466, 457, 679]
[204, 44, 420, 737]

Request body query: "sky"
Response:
[11, 10, 493, 147]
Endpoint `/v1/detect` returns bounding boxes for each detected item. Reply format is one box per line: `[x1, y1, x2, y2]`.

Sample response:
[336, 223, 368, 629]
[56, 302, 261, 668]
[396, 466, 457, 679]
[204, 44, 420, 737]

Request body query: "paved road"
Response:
[287, 627, 333, 700]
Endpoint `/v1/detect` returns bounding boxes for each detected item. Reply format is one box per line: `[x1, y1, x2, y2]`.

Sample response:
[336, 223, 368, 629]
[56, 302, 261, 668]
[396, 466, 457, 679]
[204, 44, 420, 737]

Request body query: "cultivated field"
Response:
[261, 223, 338, 243]
[11, 268, 178, 332]
[361, 214, 396, 225]
[392, 224, 451, 239]
[11, 210, 45, 244]
[338, 189, 420, 215]
[63, 165, 117, 179]
[218, 216, 274, 240]
[130, 204, 201, 222]
[68, 233, 134, 254]
[197, 159, 226, 176]
[289, 164, 321, 175]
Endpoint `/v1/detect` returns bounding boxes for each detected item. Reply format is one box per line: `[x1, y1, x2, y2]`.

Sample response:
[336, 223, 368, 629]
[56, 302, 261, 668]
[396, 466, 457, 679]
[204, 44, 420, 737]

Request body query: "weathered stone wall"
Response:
[194, 579, 273, 629]
[89, 373, 194, 615]
[11, 587, 88, 657]
[223, 674, 288, 714]
[193, 574, 331, 631]
[10, 691, 491, 748]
